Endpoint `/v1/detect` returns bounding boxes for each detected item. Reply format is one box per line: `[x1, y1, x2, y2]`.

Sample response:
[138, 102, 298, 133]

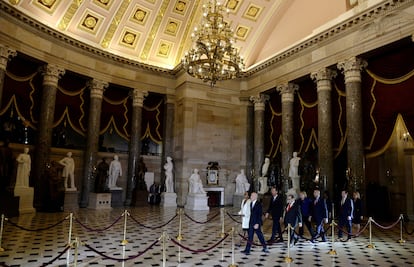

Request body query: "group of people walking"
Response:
[239, 187, 363, 255]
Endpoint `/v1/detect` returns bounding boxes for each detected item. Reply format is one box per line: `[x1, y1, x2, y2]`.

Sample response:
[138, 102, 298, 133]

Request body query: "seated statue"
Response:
[189, 169, 205, 194]
[235, 169, 250, 194]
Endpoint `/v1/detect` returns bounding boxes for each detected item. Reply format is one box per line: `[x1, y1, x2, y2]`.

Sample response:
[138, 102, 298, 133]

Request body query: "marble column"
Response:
[311, 68, 337, 194]
[33, 64, 65, 208]
[162, 94, 175, 181]
[249, 94, 269, 181]
[241, 97, 254, 181]
[337, 57, 367, 192]
[124, 89, 147, 206]
[79, 79, 108, 208]
[0, 44, 17, 106]
[277, 83, 299, 181]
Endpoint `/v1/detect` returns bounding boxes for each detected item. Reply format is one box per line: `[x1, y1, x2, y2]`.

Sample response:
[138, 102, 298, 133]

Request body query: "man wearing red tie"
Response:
[242, 192, 269, 255]
[283, 192, 302, 247]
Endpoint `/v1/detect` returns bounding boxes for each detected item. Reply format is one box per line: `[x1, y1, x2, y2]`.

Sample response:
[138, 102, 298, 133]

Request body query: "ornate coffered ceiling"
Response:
[4, 0, 294, 70]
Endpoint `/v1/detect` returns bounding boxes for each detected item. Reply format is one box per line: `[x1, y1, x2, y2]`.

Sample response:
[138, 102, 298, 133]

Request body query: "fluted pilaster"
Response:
[125, 89, 147, 206]
[311, 68, 337, 194]
[337, 57, 367, 192]
[80, 79, 108, 208]
[277, 83, 298, 181]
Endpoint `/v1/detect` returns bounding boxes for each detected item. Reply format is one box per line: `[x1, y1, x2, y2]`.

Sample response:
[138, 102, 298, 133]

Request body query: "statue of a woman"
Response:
[164, 156, 174, 193]
[15, 147, 31, 188]
[189, 169, 205, 194]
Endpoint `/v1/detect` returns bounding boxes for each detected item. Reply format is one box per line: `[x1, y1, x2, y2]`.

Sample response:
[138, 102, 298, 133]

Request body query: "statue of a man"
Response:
[108, 155, 122, 189]
[189, 169, 205, 194]
[289, 152, 301, 178]
[235, 169, 250, 194]
[59, 151, 76, 191]
[258, 157, 270, 194]
[95, 158, 109, 193]
[164, 156, 174, 193]
[15, 147, 31, 188]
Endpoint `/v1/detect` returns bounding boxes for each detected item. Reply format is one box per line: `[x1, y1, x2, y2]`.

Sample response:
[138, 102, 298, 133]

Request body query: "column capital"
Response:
[249, 94, 269, 111]
[165, 94, 175, 105]
[87, 79, 108, 99]
[0, 45, 17, 71]
[40, 64, 65, 87]
[311, 68, 337, 92]
[337, 57, 367, 83]
[131, 89, 148, 107]
[277, 83, 299, 103]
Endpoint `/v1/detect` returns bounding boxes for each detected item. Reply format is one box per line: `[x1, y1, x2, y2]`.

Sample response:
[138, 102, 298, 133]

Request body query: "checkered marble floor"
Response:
[0, 206, 413, 267]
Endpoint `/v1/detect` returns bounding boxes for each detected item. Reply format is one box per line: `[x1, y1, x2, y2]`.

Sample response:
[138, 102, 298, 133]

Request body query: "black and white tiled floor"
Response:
[0, 206, 413, 267]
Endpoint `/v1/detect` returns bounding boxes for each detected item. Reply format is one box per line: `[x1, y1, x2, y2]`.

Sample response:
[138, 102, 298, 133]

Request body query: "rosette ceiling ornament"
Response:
[182, 0, 244, 87]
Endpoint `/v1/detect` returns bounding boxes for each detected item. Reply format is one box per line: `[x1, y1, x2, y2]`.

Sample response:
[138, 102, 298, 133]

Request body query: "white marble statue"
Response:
[189, 169, 205, 194]
[235, 169, 250, 194]
[59, 151, 76, 191]
[289, 152, 301, 190]
[258, 157, 270, 194]
[164, 156, 174, 193]
[289, 152, 301, 178]
[15, 147, 31, 188]
[108, 155, 122, 189]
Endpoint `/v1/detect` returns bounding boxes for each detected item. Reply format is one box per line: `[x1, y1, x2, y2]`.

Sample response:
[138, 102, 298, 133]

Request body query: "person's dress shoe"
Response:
[241, 250, 250, 255]
[262, 248, 269, 253]
[294, 237, 299, 245]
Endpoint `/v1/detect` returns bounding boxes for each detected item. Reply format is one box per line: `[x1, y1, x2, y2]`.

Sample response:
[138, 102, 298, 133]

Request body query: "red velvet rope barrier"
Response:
[74, 214, 123, 232]
[83, 239, 159, 261]
[371, 218, 401, 230]
[129, 214, 177, 229]
[170, 233, 229, 253]
[335, 220, 370, 237]
[39, 246, 70, 267]
[183, 212, 220, 224]
[225, 212, 242, 224]
[5, 216, 67, 232]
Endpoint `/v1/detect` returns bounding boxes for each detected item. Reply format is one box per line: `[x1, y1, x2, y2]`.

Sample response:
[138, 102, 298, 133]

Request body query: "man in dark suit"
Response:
[338, 189, 354, 241]
[242, 192, 269, 255]
[265, 187, 284, 242]
[309, 188, 328, 242]
[284, 192, 302, 247]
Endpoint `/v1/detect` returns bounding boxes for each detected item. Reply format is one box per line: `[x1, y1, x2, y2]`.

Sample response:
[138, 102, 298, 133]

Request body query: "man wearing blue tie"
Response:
[309, 188, 328, 242]
[242, 192, 269, 255]
[338, 190, 354, 241]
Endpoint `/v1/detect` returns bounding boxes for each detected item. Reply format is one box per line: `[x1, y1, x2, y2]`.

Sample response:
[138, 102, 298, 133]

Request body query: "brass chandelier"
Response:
[182, 0, 244, 87]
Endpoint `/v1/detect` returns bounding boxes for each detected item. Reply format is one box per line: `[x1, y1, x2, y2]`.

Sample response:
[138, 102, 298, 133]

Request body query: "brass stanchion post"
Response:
[0, 214, 5, 252]
[72, 237, 80, 267]
[161, 231, 167, 267]
[228, 227, 238, 267]
[328, 206, 337, 255]
[220, 207, 225, 238]
[398, 214, 405, 244]
[284, 223, 293, 263]
[367, 217, 375, 249]
[121, 210, 130, 245]
[66, 213, 73, 265]
[176, 208, 182, 263]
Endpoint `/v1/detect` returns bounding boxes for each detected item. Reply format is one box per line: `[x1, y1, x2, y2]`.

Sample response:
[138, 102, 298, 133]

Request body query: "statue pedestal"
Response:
[14, 187, 35, 214]
[161, 192, 177, 208]
[110, 189, 123, 207]
[185, 193, 209, 211]
[232, 193, 244, 208]
[64, 190, 79, 211]
[88, 193, 112, 209]
[291, 176, 300, 192]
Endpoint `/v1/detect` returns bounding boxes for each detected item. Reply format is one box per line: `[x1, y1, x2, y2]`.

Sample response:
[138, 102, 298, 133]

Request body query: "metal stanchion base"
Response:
[284, 257, 293, 263]
[397, 239, 406, 244]
[220, 233, 226, 238]
[121, 240, 128, 246]
[176, 235, 183, 241]
[367, 244, 375, 249]
[328, 249, 337, 255]
[228, 264, 238, 267]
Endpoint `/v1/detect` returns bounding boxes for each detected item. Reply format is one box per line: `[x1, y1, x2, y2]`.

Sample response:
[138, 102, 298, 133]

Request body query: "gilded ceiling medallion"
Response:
[243, 3, 262, 21]
[34, 0, 59, 13]
[93, 0, 112, 9]
[173, 0, 188, 15]
[120, 29, 139, 48]
[225, 0, 242, 13]
[165, 19, 180, 36]
[79, 12, 102, 33]
[131, 6, 150, 25]
[157, 41, 173, 58]
[235, 25, 249, 40]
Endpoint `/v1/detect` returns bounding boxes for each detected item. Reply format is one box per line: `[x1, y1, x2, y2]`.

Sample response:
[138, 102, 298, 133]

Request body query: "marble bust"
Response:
[59, 151, 76, 191]
[108, 155, 122, 189]
[235, 169, 250, 194]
